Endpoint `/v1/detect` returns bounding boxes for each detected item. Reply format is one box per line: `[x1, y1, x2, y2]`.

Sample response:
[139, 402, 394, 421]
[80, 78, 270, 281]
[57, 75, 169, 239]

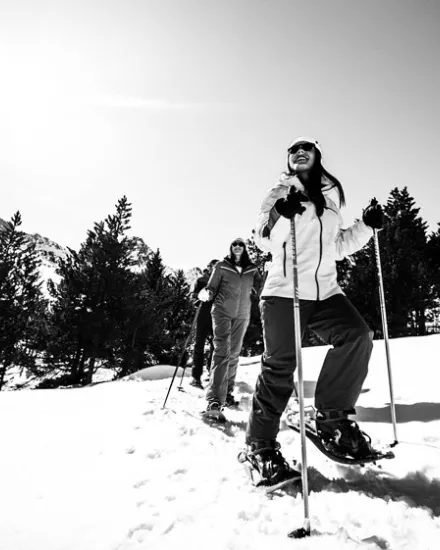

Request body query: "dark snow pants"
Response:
[246, 294, 373, 443]
[191, 306, 213, 380]
[206, 314, 249, 406]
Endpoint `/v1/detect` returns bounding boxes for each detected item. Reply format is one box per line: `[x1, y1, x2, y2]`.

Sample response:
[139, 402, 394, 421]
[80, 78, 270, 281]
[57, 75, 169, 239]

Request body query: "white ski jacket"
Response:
[255, 175, 373, 301]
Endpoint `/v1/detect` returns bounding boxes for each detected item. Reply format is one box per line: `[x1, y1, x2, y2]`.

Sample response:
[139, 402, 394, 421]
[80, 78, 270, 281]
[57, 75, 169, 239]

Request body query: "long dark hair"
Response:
[285, 148, 346, 212]
[227, 242, 252, 268]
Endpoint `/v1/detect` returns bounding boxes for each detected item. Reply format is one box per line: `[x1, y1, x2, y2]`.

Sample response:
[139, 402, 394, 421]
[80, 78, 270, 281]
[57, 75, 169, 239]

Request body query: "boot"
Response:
[238, 439, 300, 489]
[201, 401, 226, 422]
[189, 377, 203, 389]
[315, 409, 373, 459]
[225, 393, 239, 408]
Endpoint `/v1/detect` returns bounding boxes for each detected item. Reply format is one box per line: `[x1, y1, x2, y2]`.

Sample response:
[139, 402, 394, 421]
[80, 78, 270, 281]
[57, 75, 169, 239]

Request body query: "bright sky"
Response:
[1, 335, 440, 549]
[1, 0, 439, 270]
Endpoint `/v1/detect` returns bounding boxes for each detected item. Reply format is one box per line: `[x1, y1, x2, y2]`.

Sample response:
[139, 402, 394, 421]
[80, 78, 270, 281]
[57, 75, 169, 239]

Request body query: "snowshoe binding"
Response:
[201, 401, 227, 423]
[286, 408, 394, 465]
[225, 393, 240, 408]
[238, 439, 301, 493]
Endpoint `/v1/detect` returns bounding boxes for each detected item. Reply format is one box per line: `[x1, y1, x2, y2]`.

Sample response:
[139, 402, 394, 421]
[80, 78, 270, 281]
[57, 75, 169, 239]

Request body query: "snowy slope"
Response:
[1, 336, 440, 550]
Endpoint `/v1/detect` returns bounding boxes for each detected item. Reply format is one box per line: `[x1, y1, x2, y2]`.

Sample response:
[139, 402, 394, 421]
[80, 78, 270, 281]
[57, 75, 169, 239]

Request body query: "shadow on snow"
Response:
[356, 402, 440, 424]
[282, 466, 440, 517]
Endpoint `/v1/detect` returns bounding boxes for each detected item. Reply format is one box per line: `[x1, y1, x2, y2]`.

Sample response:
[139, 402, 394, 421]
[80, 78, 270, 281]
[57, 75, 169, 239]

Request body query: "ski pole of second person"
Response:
[162, 304, 201, 408]
[373, 228, 398, 445]
[177, 303, 202, 390]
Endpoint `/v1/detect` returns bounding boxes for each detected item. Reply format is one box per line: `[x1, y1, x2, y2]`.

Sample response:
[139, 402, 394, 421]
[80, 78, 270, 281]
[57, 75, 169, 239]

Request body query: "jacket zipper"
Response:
[283, 242, 287, 277]
[314, 218, 323, 300]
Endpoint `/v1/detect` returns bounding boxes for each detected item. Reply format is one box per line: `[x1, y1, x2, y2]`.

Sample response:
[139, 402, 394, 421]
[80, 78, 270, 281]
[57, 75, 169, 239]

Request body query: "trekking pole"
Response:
[287, 217, 311, 539]
[373, 228, 398, 445]
[162, 304, 201, 409]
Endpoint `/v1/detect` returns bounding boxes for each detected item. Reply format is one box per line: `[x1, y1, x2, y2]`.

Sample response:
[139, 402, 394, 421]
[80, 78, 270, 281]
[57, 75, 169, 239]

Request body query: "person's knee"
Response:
[345, 324, 373, 347]
[213, 352, 229, 363]
[262, 362, 295, 392]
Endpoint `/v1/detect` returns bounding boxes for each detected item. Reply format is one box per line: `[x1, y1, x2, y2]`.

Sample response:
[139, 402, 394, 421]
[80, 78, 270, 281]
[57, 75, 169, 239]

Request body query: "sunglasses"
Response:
[288, 142, 315, 155]
[231, 241, 245, 248]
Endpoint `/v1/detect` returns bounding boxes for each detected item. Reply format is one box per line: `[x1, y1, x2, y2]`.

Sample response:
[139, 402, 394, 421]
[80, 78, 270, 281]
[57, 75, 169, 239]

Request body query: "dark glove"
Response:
[275, 188, 306, 219]
[362, 198, 384, 230]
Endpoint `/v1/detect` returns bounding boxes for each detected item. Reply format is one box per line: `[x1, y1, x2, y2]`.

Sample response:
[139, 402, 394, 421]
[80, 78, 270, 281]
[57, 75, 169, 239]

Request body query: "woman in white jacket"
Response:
[242, 137, 384, 489]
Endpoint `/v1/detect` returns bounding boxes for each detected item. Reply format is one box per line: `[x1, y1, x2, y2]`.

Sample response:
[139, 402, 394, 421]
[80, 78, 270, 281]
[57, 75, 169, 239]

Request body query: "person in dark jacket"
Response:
[198, 238, 260, 419]
[190, 260, 218, 389]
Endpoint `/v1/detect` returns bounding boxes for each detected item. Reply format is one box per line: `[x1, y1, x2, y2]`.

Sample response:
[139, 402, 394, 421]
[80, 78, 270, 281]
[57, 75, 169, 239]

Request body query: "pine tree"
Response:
[145, 249, 168, 291]
[114, 249, 173, 377]
[47, 196, 139, 384]
[0, 212, 46, 390]
[382, 187, 433, 336]
[425, 224, 440, 332]
[246, 230, 271, 271]
[341, 188, 435, 338]
[161, 269, 196, 365]
[240, 232, 268, 355]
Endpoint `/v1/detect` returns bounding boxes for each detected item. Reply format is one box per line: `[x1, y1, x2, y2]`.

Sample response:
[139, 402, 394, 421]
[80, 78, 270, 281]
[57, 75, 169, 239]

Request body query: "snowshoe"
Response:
[201, 401, 227, 423]
[237, 440, 301, 493]
[225, 393, 240, 408]
[286, 409, 394, 466]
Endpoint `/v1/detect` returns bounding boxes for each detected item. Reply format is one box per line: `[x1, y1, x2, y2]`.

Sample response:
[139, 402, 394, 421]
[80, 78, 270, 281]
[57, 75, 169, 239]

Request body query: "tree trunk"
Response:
[77, 349, 86, 383]
[84, 335, 100, 385]
[85, 355, 96, 385]
[0, 365, 6, 391]
[118, 328, 139, 378]
[418, 308, 426, 336]
[70, 347, 80, 380]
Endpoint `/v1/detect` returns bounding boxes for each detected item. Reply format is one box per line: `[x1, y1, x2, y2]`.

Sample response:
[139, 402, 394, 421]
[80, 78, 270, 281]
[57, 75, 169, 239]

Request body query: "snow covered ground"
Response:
[1, 335, 440, 550]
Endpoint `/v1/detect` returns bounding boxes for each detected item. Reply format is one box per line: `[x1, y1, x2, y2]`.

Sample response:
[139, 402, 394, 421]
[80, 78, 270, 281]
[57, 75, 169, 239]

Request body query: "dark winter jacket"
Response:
[206, 257, 260, 320]
[192, 274, 213, 324]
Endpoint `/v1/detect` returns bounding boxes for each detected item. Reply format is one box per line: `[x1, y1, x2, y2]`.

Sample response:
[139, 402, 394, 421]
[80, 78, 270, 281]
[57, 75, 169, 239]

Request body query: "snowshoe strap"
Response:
[316, 408, 356, 423]
[247, 441, 281, 457]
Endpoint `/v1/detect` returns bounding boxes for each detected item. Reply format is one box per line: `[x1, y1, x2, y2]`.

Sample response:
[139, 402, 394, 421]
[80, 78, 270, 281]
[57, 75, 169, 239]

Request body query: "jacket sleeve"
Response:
[191, 278, 204, 300]
[255, 180, 292, 252]
[205, 263, 222, 297]
[335, 219, 373, 260]
[252, 269, 264, 297]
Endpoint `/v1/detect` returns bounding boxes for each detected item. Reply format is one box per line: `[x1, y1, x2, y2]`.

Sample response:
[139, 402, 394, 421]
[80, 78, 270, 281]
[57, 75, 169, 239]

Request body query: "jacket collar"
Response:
[224, 257, 256, 273]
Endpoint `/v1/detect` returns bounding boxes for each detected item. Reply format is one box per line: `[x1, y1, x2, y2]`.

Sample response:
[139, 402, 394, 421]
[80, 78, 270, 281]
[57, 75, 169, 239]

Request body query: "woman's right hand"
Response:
[198, 288, 213, 302]
[275, 188, 307, 219]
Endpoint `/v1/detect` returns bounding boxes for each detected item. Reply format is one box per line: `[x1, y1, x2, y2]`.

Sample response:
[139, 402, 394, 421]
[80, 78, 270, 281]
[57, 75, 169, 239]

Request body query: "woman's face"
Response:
[288, 142, 316, 175]
[231, 241, 245, 258]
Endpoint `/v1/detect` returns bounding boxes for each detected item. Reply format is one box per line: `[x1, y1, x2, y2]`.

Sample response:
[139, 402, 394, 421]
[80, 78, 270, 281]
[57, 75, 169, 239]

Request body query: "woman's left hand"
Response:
[363, 198, 384, 230]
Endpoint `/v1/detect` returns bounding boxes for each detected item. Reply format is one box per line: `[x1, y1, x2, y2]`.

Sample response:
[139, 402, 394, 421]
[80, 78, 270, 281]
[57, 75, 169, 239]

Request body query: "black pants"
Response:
[246, 294, 373, 443]
[191, 307, 213, 380]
